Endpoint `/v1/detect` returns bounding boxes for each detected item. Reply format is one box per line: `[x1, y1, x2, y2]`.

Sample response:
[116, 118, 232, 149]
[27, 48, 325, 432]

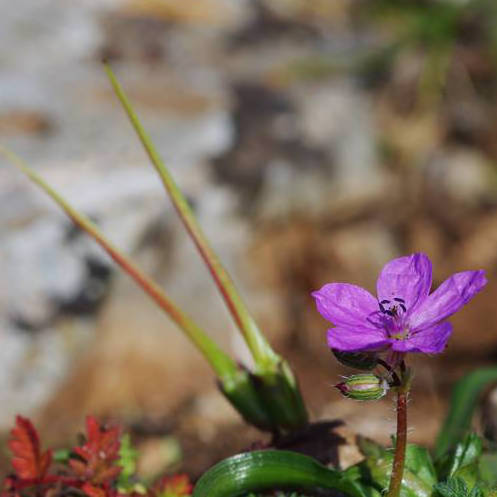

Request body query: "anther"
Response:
[380, 299, 390, 304]
[393, 297, 405, 303]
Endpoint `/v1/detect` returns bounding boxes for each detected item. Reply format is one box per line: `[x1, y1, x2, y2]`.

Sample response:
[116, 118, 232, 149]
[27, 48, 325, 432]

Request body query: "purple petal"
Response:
[312, 283, 379, 328]
[376, 253, 432, 315]
[327, 326, 390, 352]
[409, 270, 487, 330]
[390, 322, 453, 354]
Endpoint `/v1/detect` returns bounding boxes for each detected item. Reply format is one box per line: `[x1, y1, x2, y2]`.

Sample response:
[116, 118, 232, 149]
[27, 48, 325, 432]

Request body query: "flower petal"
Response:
[376, 253, 432, 315]
[409, 270, 487, 330]
[390, 322, 453, 354]
[312, 283, 379, 328]
[327, 326, 389, 352]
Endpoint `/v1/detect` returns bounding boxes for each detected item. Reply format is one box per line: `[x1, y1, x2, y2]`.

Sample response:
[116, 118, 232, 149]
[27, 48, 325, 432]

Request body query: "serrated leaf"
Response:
[69, 416, 121, 485]
[437, 433, 483, 481]
[155, 474, 193, 497]
[8, 415, 52, 480]
[435, 477, 472, 497]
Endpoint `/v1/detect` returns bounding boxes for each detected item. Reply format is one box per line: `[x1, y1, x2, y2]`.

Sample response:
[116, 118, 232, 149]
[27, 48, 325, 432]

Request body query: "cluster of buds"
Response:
[335, 373, 389, 401]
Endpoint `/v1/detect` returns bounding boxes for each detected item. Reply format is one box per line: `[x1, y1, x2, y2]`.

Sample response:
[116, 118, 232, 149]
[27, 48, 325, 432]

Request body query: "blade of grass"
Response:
[0, 145, 238, 382]
[435, 367, 497, 459]
[104, 64, 278, 371]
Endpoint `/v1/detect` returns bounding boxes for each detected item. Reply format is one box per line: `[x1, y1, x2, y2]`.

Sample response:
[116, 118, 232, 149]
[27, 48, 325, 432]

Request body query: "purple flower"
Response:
[312, 253, 487, 355]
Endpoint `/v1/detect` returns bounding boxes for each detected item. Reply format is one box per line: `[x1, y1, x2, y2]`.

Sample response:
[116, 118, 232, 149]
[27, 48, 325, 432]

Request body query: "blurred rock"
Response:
[427, 147, 497, 208]
[294, 81, 389, 215]
[0, 110, 53, 136]
[123, 0, 247, 29]
[453, 213, 497, 269]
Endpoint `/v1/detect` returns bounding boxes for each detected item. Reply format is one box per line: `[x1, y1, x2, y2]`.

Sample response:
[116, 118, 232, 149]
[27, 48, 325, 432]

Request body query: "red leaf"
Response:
[69, 416, 121, 485]
[8, 416, 52, 480]
[82, 483, 115, 497]
[155, 474, 192, 497]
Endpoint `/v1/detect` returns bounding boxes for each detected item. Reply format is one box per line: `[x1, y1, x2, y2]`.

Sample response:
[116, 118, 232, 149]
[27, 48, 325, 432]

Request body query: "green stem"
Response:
[387, 388, 408, 497]
[0, 145, 238, 382]
[103, 64, 278, 370]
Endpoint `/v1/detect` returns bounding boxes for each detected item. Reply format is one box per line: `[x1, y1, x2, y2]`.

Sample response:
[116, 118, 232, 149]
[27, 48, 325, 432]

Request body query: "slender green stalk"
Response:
[104, 64, 278, 371]
[0, 145, 238, 382]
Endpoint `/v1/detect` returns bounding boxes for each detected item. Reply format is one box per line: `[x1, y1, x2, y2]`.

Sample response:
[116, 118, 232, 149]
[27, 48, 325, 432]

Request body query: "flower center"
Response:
[378, 297, 407, 317]
[378, 297, 409, 340]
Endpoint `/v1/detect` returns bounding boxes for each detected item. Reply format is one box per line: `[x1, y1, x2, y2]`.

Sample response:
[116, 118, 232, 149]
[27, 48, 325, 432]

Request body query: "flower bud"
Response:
[335, 374, 388, 401]
[332, 349, 378, 371]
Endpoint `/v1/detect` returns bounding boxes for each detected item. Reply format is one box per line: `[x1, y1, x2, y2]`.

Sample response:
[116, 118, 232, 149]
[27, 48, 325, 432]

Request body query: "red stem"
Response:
[387, 389, 408, 497]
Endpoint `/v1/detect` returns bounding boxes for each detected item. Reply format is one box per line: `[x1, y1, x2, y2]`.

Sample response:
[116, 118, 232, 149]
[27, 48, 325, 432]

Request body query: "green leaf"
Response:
[104, 64, 309, 432]
[117, 434, 138, 492]
[436, 368, 497, 458]
[479, 452, 497, 487]
[404, 444, 437, 487]
[192, 450, 370, 497]
[53, 448, 71, 463]
[220, 368, 275, 432]
[103, 63, 278, 371]
[254, 361, 309, 431]
[354, 437, 434, 497]
[436, 433, 483, 481]
[434, 477, 481, 497]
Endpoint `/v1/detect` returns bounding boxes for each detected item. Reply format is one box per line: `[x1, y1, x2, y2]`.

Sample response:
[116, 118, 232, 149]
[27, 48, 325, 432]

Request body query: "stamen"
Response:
[378, 297, 407, 317]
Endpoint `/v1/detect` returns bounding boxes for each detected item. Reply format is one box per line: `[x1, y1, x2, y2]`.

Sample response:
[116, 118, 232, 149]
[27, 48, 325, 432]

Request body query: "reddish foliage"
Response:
[8, 416, 52, 481]
[69, 416, 122, 485]
[1, 415, 193, 497]
[154, 474, 193, 497]
[81, 483, 113, 497]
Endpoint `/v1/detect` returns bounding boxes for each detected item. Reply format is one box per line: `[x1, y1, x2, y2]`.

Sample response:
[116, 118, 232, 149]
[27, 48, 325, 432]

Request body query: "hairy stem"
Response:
[387, 388, 408, 497]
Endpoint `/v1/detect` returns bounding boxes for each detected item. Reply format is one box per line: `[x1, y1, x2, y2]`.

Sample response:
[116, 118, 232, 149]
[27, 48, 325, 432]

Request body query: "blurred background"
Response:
[1, 0, 497, 480]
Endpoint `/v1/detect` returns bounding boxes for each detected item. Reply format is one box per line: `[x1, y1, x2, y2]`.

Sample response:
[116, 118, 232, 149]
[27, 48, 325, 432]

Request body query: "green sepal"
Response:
[332, 349, 379, 371]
